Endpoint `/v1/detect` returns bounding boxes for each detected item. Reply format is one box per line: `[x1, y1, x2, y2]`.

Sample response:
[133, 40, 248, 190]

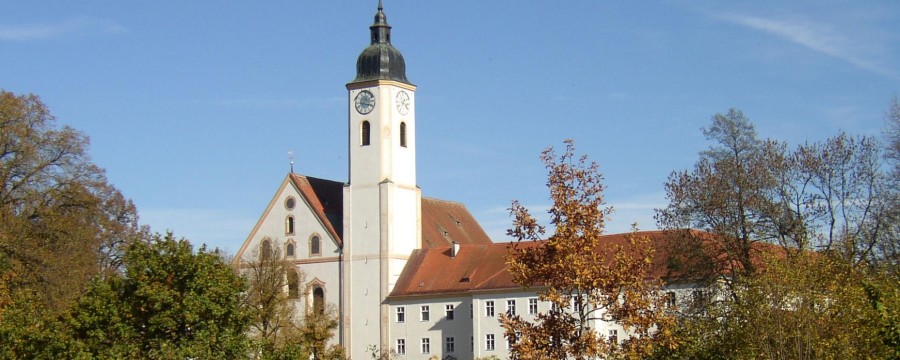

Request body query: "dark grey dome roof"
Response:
[351, 1, 411, 85]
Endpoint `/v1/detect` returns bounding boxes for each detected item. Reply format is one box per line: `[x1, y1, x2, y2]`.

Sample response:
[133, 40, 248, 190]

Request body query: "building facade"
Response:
[233, 3, 687, 359]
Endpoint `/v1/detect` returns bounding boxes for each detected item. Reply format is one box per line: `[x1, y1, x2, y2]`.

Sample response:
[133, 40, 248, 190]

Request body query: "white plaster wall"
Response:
[238, 177, 343, 346]
[388, 296, 474, 360]
[346, 82, 421, 360]
[388, 86, 415, 186]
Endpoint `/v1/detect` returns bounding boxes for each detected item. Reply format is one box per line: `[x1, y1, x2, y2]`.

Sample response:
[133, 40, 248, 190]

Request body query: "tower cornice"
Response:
[346, 80, 417, 91]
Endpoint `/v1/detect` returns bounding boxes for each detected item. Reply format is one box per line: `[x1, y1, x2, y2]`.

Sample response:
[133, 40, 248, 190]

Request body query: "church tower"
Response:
[342, 1, 422, 355]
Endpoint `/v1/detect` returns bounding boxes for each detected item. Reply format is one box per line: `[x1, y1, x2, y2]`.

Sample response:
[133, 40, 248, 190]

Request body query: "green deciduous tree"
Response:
[65, 233, 250, 359]
[501, 140, 676, 360]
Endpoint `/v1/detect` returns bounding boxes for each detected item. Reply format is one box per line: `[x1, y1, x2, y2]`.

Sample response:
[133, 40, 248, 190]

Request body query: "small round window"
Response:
[285, 197, 296, 210]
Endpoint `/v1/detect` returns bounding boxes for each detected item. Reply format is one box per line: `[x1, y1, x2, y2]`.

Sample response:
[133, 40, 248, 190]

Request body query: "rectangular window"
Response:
[396, 338, 406, 355]
[573, 295, 583, 313]
[470, 302, 473, 319]
[485, 334, 495, 351]
[609, 329, 618, 344]
[421, 338, 430, 354]
[666, 291, 677, 308]
[506, 299, 516, 316]
[445, 336, 455, 353]
[396, 306, 405, 323]
[528, 298, 538, 314]
[485, 300, 495, 317]
[445, 304, 455, 320]
[421, 305, 430, 321]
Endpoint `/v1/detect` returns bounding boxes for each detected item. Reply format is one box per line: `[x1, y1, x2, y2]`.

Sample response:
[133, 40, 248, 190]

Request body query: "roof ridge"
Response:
[289, 172, 344, 185]
[421, 197, 466, 206]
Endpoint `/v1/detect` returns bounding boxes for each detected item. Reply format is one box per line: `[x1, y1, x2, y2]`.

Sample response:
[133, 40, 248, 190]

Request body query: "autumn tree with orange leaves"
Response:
[500, 140, 676, 360]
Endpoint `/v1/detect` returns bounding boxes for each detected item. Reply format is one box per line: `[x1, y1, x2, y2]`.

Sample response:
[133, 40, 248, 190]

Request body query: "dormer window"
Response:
[361, 121, 371, 146]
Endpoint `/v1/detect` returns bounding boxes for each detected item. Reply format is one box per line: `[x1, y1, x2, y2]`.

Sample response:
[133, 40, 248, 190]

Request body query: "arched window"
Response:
[286, 242, 295, 257]
[310, 235, 321, 256]
[313, 286, 325, 314]
[361, 121, 371, 146]
[285, 215, 295, 235]
[400, 122, 407, 147]
[287, 270, 299, 299]
[260, 238, 272, 261]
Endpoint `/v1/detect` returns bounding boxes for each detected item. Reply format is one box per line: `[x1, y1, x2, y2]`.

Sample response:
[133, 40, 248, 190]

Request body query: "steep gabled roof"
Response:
[420, 197, 493, 248]
[389, 231, 677, 298]
[289, 174, 344, 246]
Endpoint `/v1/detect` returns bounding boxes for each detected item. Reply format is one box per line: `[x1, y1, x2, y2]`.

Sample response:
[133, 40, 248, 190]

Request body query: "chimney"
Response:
[451, 241, 460, 258]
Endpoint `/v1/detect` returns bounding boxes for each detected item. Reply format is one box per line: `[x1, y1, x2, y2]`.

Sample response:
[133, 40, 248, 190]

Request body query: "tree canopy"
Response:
[654, 107, 900, 359]
[502, 140, 675, 359]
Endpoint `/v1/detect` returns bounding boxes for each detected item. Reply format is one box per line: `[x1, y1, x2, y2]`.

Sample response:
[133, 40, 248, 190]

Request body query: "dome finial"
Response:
[351, 1, 411, 85]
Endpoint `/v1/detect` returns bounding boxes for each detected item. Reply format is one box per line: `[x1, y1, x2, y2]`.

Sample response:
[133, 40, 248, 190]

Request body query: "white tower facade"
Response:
[342, 3, 422, 357]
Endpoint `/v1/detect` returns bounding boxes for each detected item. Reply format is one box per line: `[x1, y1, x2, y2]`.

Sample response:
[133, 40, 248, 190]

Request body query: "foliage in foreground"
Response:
[239, 240, 345, 360]
[65, 233, 250, 359]
[0, 90, 142, 359]
[502, 140, 676, 359]
[653, 105, 900, 359]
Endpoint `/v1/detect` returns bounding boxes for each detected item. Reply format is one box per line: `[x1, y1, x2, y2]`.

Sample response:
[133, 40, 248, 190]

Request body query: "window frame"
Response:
[445, 304, 455, 320]
[485, 334, 495, 351]
[361, 121, 371, 146]
[528, 298, 538, 314]
[421, 337, 430, 354]
[400, 122, 407, 147]
[309, 235, 321, 256]
[420, 305, 430, 322]
[285, 241, 295, 258]
[445, 336, 455, 353]
[485, 300, 495, 317]
[285, 215, 295, 235]
[396, 338, 406, 355]
[396, 306, 405, 323]
[506, 299, 516, 316]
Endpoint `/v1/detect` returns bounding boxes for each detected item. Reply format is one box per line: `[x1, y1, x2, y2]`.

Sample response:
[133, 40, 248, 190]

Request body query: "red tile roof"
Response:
[420, 197, 493, 248]
[289, 174, 345, 246]
[288, 174, 493, 249]
[390, 229, 795, 298]
[390, 231, 680, 298]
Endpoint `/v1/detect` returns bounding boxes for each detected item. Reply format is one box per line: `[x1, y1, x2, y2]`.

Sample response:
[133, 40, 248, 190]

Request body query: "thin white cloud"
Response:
[0, 17, 124, 42]
[717, 13, 898, 80]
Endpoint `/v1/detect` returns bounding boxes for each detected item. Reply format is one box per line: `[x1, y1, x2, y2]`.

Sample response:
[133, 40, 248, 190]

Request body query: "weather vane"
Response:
[288, 150, 295, 173]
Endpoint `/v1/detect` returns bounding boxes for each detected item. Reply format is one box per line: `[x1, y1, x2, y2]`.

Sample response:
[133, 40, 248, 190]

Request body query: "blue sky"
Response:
[2, 1, 898, 253]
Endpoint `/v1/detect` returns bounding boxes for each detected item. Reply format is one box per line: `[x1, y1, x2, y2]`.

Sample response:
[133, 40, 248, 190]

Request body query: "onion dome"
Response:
[351, 1, 411, 84]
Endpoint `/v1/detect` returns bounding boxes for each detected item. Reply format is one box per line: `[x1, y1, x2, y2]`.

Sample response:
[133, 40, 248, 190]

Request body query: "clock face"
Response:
[354, 90, 375, 115]
[395, 91, 410, 115]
